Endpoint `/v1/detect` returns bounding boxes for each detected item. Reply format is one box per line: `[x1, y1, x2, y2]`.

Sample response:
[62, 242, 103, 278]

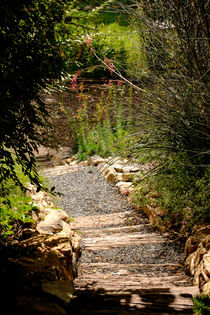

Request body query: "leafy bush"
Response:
[65, 34, 127, 78]
[0, 0, 72, 191]
[193, 295, 210, 315]
[0, 194, 35, 239]
[97, 22, 148, 79]
[0, 165, 37, 239]
[132, 153, 210, 234]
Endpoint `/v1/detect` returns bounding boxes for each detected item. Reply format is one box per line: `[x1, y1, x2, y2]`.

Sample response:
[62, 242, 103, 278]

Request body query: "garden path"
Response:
[42, 162, 199, 314]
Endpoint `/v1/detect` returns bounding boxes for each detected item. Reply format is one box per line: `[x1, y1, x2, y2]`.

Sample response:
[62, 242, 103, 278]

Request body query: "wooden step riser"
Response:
[81, 224, 151, 237]
[71, 212, 132, 229]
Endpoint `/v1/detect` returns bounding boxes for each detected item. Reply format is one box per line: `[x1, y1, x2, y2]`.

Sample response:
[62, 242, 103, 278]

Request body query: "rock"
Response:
[102, 167, 118, 184]
[201, 280, 210, 295]
[51, 147, 72, 166]
[34, 146, 57, 159]
[106, 156, 128, 165]
[79, 160, 88, 167]
[117, 173, 132, 182]
[142, 204, 166, 225]
[66, 156, 75, 164]
[112, 163, 127, 172]
[42, 280, 74, 304]
[142, 204, 153, 222]
[20, 228, 37, 240]
[115, 181, 133, 195]
[88, 155, 105, 166]
[71, 233, 81, 258]
[1, 184, 81, 315]
[69, 160, 77, 166]
[185, 229, 210, 293]
[194, 226, 210, 239]
[150, 191, 160, 198]
[37, 211, 66, 235]
[203, 252, 210, 276]
[31, 191, 46, 203]
[113, 164, 140, 173]
[185, 236, 199, 258]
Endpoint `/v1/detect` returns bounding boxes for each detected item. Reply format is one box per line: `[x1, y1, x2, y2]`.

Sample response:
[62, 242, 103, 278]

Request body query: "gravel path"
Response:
[48, 167, 134, 217]
[45, 164, 196, 314]
[48, 166, 187, 273]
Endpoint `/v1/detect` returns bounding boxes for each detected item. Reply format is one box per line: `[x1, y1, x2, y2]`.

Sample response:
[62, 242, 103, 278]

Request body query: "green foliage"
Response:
[65, 35, 127, 78]
[97, 22, 148, 79]
[120, 1, 209, 233]
[193, 295, 210, 315]
[0, 165, 36, 239]
[62, 84, 132, 160]
[0, 0, 72, 191]
[131, 152, 210, 234]
[0, 194, 35, 239]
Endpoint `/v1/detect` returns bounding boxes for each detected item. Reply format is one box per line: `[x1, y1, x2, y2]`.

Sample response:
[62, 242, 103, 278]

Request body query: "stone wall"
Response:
[185, 226, 210, 295]
[1, 184, 81, 315]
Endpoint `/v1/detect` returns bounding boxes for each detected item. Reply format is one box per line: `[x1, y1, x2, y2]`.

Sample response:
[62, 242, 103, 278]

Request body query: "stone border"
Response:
[87, 155, 209, 295]
[2, 183, 81, 314]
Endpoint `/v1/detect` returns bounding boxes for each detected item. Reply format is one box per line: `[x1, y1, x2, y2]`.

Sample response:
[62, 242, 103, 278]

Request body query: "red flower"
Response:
[123, 189, 130, 196]
[24, 8, 28, 12]
[104, 58, 114, 75]
[117, 80, 122, 85]
[86, 37, 92, 46]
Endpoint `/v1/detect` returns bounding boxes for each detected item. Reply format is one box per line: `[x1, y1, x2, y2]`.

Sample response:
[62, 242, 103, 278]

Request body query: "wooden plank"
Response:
[81, 224, 151, 236]
[41, 164, 81, 176]
[71, 212, 128, 229]
[83, 233, 168, 249]
[79, 262, 183, 269]
[76, 274, 192, 286]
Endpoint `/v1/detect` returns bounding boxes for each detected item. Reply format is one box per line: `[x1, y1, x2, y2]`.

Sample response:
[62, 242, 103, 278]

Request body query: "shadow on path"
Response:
[68, 285, 194, 314]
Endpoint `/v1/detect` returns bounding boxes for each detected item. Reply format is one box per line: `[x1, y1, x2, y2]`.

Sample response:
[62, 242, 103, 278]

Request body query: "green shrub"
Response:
[131, 153, 210, 235]
[0, 0, 73, 191]
[193, 295, 210, 315]
[97, 22, 148, 79]
[0, 165, 37, 239]
[65, 34, 127, 78]
[0, 194, 35, 239]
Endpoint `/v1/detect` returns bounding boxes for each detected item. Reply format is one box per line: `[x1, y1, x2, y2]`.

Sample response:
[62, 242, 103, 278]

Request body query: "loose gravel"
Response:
[48, 167, 135, 217]
[81, 243, 185, 265]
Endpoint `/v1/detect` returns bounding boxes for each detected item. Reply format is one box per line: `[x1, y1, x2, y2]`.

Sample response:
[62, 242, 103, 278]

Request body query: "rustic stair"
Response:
[42, 163, 199, 314]
[70, 212, 199, 314]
